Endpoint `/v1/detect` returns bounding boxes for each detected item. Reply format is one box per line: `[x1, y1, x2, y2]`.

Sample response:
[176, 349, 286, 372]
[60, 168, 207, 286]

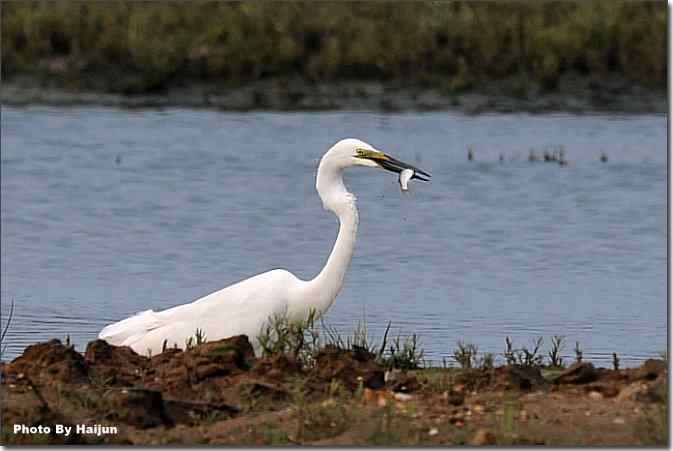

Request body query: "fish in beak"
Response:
[355, 148, 431, 181]
[399, 169, 414, 191]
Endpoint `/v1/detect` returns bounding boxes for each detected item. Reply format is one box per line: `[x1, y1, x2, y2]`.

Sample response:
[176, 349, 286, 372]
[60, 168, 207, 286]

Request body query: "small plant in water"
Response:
[344, 321, 421, 371]
[322, 315, 394, 361]
[503, 336, 544, 367]
[1, 298, 15, 359]
[453, 340, 478, 369]
[521, 337, 544, 366]
[574, 341, 583, 363]
[504, 337, 516, 365]
[478, 352, 495, 371]
[385, 331, 424, 370]
[548, 335, 565, 368]
[256, 311, 427, 374]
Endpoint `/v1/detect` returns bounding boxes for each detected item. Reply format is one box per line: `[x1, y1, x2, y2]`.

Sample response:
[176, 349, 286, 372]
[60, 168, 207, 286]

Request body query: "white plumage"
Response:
[99, 138, 430, 355]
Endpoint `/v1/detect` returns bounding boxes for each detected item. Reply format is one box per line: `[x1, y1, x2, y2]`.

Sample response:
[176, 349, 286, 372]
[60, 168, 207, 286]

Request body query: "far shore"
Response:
[2, 78, 666, 115]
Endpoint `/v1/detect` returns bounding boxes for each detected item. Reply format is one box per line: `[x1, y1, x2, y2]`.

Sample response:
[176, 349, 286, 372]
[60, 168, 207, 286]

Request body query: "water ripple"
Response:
[1, 107, 666, 366]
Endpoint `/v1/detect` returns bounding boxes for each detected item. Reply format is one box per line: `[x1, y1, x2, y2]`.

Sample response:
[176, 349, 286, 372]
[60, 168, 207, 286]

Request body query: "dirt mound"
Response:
[385, 369, 420, 393]
[85, 340, 149, 386]
[497, 365, 548, 391]
[1, 335, 259, 443]
[252, 353, 302, 381]
[553, 362, 599, 385]
[102, 388, 173, 429]
[630, 359, 667, 382]
[2, 336, 668, 445]
[143, 335, 253, 393]
[4, 339, 88, 385]
[314, 345, 384, 390]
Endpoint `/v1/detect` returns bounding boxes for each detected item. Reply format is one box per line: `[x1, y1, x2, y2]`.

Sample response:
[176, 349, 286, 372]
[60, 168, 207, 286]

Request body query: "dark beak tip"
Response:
[378, 155, 430, 181]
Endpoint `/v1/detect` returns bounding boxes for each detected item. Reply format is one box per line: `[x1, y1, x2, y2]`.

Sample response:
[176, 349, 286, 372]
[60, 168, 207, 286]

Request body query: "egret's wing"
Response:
[124, 288, 290, 354]
[101, 269, 300, 355]
[98, 309, 163, 345]
[158, 269, 297, 341]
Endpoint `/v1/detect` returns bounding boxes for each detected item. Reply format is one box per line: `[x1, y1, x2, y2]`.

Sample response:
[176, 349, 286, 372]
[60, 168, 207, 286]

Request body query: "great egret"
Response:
[99, 138, 430, 356]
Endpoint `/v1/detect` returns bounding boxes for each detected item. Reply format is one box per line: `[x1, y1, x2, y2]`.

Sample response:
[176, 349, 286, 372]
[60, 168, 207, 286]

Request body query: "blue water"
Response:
[1, 106, 666, 366]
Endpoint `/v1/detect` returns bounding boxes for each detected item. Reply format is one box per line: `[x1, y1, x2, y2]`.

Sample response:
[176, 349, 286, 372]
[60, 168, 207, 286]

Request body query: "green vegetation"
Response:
[184, 328, 207, 350]
[3, 323, 668, 445]
[548, 335, 566, 368]
[256, 311, 425, 371]
[385, 332, 424, 371]
[453, 340, 479, 369]
[257, 310, 321, 364]
[574, 341, 584, 363]
[633, 364, 668, 446]
[635, 404, 669, 446]
[497, 394, 522, 445]
[289, 377, 353, 442]
[2, 2, 666, 95]
[503, 336, 545, 367]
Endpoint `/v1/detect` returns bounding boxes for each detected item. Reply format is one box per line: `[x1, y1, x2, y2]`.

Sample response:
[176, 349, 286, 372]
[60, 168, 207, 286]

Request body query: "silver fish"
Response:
[399, 168, 414, 192]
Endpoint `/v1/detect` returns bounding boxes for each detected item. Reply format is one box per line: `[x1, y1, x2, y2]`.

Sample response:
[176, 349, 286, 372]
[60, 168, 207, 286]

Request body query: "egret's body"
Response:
[99, 139, 429, 356]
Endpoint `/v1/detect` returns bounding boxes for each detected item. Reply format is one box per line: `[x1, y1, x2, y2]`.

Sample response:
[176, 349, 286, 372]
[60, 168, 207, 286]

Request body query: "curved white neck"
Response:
[313, 194, 358, 301]
[296, 160, 359, 318]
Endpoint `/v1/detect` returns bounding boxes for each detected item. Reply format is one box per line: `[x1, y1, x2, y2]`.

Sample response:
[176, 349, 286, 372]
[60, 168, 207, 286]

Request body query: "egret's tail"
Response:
[98, 310, 163, 346]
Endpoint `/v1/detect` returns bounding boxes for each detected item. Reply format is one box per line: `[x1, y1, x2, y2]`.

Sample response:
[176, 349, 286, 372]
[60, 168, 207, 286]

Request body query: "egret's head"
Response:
[326, 138, 431, 181]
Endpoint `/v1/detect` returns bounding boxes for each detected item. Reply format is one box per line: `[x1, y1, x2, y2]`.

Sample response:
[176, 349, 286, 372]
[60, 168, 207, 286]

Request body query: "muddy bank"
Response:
[1, 77, 666, 114]
[0, 336, 667, 445]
